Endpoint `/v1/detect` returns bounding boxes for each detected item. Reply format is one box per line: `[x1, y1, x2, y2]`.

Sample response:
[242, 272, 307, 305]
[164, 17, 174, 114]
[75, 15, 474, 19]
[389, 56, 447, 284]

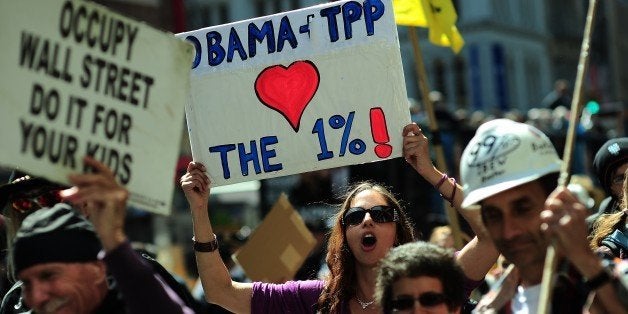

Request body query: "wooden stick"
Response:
[407, 27, 463, 249]
[537, 0, 598, 312]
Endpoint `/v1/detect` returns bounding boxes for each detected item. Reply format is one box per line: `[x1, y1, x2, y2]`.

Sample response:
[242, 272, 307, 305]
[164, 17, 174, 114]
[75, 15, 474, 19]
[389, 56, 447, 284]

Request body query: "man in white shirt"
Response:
[460, 119, 625, 313]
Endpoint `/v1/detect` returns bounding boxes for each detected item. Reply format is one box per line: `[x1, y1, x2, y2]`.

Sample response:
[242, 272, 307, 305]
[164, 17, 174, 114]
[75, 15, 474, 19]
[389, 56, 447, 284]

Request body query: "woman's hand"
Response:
[180, 162, 210, 214]
[402, 123, 434, 175]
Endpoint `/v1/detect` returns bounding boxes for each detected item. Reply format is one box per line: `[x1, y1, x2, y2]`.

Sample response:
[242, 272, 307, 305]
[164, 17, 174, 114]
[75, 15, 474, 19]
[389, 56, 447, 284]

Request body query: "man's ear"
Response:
[86, 260, 107, 285]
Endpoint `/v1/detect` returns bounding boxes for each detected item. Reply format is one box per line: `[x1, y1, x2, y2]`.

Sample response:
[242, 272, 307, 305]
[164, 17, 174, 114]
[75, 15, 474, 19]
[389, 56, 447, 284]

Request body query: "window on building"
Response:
[433, 59, 447, 100]
[255, 0, 302, 16]
[216, 3, 229, 24]
[255, 0, 265, 17]
[519, 0, 536, 30]
[506, 53, 518, 109]
[187, 1, 229, 28]
[289, 0, 300, 10]
[256, 0, 284, 16]
[524, 55, 541, 107]
[453, 56, 467, 108]
[493, 0, 511, 24]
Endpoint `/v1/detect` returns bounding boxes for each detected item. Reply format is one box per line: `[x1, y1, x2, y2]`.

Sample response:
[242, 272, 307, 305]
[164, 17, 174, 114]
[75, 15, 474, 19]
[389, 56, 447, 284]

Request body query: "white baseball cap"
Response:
[460, 119, 562, 208]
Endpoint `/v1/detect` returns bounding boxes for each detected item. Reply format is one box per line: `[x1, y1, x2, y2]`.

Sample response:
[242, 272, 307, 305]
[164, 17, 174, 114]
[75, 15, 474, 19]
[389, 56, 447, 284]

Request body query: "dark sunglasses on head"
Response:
[342, 205, 397, 226]
[391, 292, 448, 312]
[10, 190, 63, 213]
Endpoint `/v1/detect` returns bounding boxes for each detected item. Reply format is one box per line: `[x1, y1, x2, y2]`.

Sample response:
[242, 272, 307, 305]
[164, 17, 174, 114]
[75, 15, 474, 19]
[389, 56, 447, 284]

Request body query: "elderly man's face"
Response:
[19, 262, 107, 314]
[610, 163, 627, 199]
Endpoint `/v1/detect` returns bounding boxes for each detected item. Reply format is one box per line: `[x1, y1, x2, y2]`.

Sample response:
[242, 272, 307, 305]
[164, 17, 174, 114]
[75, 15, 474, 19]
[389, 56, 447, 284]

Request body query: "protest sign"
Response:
[178, 0, 411, 186]
[234, 194, 316, 283]
[0, 0, 194, 215]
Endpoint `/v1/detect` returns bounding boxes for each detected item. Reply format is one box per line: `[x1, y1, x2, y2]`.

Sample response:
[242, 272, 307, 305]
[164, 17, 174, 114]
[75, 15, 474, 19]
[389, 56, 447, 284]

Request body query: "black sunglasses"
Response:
[391, 292, 448, 311]
[342, 205, 397, 226]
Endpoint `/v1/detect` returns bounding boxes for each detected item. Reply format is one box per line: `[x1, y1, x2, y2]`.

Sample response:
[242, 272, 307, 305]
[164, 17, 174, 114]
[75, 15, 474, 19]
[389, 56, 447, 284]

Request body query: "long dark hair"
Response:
[590, 168, 628, 253]
[317, 181, 416, 313]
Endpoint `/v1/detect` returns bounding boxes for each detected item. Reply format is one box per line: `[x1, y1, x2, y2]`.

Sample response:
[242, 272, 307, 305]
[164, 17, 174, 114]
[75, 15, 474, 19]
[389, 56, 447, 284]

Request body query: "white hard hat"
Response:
[460, 119, 562, 208]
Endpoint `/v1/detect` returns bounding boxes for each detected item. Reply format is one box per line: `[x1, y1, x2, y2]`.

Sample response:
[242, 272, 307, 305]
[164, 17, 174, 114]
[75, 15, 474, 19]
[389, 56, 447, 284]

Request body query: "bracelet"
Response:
[584, 268, 612, 291]
[441, 177, 457, 206]
[448, 178, 456, 206]
[192, 234, 219, 252]
[434, 173, 449, 190]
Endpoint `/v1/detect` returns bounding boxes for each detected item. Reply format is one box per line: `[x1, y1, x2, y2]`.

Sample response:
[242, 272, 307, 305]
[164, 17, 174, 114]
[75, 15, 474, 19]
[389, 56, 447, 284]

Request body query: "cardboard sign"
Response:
[234, 194, 317, 283]
[0, 0, 194, 215]
[178, 0, 410, 186]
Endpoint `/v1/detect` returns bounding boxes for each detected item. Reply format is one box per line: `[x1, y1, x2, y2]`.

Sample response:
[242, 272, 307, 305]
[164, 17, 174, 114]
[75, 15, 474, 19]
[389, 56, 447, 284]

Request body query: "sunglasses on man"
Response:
[10, 189, 63, 213]
[342, 205, 398, 226]
[391, 292, 449, 312]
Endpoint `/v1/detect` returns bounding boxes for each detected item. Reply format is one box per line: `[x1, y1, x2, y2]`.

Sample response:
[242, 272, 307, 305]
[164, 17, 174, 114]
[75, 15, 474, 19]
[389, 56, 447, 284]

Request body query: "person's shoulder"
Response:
[0, 281, 29, 314]
[601, 229, 628, 253]
[135, 250, 202, 312]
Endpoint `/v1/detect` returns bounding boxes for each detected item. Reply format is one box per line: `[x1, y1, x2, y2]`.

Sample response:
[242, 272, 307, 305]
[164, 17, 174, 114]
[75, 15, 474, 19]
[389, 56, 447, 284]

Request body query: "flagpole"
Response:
[537, 0, 598, 312]
[407, 26, 463, 249]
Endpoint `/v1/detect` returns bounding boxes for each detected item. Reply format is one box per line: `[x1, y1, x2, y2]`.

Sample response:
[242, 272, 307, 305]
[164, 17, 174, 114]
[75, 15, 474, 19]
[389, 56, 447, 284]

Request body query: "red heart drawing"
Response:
[254, 60, 320, 132]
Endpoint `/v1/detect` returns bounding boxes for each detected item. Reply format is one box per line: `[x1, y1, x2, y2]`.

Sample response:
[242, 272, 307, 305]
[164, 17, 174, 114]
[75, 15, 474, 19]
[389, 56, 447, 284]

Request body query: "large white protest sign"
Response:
[0, 0, 194, 215]
[178, 0, 410, 187]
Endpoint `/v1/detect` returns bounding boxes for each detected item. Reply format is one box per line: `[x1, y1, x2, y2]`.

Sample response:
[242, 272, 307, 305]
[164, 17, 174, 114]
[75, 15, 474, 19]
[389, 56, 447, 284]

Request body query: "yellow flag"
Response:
[393, 0, 465, 53]
[393, 0, 428, 27]
[428, 0, 464, 53]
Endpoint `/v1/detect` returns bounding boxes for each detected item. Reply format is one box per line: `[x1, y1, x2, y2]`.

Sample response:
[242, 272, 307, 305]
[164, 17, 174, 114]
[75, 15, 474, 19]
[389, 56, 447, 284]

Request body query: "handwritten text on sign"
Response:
[0, 0, 194, 215]
[178, 0, 410, 186]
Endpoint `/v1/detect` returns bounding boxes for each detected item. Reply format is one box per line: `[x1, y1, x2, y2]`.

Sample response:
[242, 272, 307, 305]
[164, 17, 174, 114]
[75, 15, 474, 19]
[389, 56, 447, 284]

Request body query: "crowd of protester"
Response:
[0, 87, 626, 313]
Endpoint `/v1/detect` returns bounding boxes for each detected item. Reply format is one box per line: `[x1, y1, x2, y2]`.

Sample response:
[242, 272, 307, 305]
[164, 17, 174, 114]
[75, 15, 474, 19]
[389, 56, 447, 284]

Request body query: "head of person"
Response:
[590, 167, 628, 252]
[429, 226, 454, 249]
[375, 242, 465, 314]
[0, 170, 68, 280]
[429, 91, 443, 105]
[318, 181, 416, 313]
[593, 137, 628, 201]
[554, 79, 569, 95]
[12, 204, 107, 314]
[460, 119, 561, 274]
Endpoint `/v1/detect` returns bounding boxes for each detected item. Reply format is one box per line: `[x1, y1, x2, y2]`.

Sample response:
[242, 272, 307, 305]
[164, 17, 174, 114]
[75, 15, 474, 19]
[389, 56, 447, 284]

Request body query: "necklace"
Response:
[355, 296, 375, 309]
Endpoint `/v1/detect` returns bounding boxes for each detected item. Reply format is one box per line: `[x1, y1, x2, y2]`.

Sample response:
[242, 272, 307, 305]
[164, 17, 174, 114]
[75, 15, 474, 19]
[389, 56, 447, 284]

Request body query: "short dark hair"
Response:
[375, 241, 465, 313]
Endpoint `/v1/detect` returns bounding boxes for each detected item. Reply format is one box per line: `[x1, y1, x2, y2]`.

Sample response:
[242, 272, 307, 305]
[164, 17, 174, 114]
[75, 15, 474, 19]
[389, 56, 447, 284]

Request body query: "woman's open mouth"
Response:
[361, 233, 377, 251]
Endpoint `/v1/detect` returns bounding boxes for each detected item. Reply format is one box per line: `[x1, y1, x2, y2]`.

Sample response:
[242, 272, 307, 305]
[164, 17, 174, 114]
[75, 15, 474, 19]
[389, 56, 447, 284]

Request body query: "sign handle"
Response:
[407, 27, 464, 249]
[537, 0, 598, 312]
